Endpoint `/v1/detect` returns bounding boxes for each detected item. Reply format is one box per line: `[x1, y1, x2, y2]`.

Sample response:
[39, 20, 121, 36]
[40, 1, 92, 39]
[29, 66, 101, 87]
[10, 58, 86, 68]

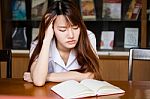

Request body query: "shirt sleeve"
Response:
[29, 40, 38, 58]
[87, 30, 97, 52]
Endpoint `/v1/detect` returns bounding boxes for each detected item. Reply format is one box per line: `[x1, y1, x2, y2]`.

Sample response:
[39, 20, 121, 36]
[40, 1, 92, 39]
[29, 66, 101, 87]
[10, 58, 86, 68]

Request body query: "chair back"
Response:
[0, 49, 12, 78]
[128, 48, 150, 81]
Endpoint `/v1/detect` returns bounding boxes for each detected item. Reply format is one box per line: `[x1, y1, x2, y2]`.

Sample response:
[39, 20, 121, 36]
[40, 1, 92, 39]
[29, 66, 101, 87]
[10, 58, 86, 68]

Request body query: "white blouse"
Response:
[29, 30, 97, 73]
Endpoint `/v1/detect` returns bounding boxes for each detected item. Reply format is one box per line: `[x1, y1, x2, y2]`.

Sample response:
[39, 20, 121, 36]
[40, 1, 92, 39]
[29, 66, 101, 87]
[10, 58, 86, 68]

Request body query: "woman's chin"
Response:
[66, 44, 76, 49]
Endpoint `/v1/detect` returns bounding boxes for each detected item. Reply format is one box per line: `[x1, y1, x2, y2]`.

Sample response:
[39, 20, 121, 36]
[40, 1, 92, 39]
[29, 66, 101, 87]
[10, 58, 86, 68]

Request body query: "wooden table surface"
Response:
[0, 79, 150, 99]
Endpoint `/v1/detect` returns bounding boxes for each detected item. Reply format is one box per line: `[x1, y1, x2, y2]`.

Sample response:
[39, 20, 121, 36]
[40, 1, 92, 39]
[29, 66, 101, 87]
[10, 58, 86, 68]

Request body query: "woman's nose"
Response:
[68, 28, 74, 38]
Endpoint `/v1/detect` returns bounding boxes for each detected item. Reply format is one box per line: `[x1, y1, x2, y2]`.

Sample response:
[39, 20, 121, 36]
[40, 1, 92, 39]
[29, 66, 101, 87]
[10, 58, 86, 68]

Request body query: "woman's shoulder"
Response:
[87, 30, 95, 38]
[86, 30, 97, 52]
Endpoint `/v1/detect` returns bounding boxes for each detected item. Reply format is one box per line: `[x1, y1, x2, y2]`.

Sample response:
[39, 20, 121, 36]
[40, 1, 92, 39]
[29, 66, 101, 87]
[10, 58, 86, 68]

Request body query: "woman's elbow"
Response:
[32, 75, 46, 86]
[33, 79, 46, 86]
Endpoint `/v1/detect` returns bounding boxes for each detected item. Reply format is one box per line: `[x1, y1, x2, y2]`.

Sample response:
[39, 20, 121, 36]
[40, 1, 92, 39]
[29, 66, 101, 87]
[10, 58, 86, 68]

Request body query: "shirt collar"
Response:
[50, 39, 77, 67]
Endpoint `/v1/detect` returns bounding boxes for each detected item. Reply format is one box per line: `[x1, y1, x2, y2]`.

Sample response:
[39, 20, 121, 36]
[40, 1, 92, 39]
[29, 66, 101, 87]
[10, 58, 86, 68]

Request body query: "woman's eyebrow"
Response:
[57, 26, 67, 28]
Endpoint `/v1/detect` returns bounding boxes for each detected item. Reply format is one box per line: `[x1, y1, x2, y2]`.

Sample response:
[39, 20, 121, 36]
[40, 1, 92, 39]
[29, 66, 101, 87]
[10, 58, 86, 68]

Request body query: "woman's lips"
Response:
[67, 40, 76, 44]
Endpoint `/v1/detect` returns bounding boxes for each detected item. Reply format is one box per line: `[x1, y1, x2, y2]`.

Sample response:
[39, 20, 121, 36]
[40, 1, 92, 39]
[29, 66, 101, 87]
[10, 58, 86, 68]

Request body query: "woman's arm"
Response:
[46, 71, 94, 82]
[30, 22, 54, 86]
[24, 71, 94, 83]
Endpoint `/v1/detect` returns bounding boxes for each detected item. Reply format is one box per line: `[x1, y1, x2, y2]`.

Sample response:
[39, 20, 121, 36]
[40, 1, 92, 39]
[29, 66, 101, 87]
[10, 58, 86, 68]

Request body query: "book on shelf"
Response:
[124, 0, 142, 20]
[12, 27, 27, 49]
[51, 79, 125, 99]
[31, 0, 48, 20]
[102, 0, 121, 20]
[80, 0, 96, 20]
[124, 28, 139, 48]
[100, 31, 114, 49]
[12, 0, 26, 20]
[32, 28, 39, 41]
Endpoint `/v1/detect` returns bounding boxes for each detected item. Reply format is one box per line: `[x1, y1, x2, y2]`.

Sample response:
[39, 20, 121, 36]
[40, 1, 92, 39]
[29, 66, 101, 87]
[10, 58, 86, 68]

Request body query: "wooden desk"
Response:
[0, 79, 150, 99]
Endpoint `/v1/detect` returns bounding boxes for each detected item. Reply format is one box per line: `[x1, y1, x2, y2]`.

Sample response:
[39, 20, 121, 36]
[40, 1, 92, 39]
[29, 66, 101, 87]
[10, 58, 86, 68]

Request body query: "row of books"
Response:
[81, 0, 142, 21]
[12, 0, 48, 20]
[12, 27, 139, 49]
[11, 0, 141, 21]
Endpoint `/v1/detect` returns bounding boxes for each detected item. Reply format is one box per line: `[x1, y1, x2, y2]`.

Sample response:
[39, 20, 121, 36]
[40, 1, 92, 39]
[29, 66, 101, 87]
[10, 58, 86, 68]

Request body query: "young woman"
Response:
[24, 0, 103, 86]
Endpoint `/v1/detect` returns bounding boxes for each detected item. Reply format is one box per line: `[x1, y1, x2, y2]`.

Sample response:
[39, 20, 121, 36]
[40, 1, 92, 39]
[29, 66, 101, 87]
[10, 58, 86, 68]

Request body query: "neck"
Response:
[57, 46, 71, 53]
[57, 45, 71, 65]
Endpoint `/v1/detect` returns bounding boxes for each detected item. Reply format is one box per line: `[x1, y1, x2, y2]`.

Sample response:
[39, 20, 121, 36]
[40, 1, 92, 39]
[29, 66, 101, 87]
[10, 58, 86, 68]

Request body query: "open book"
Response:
[51, 79, 125, 98]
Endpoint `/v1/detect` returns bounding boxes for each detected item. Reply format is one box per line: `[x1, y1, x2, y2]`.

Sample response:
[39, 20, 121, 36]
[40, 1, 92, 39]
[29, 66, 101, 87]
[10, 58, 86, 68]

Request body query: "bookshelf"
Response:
[1, 0, 148, 51]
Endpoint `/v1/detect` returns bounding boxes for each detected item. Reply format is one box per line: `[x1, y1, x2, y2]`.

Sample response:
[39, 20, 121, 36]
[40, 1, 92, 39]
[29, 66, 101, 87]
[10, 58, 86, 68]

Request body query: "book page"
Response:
[51, 80, 95, 98]
[81, 79, 111, 93]
[81, 79, 125, 95]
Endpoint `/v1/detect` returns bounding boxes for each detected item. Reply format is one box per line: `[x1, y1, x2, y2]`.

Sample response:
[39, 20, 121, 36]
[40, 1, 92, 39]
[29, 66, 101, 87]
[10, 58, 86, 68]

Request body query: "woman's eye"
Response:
[72, 26, 78, 29]
[59, 29, 66, 32]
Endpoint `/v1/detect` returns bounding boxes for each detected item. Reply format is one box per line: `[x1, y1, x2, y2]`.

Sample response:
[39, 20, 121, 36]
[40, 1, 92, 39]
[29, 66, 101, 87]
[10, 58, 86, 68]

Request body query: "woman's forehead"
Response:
[54, 15, 76, 26]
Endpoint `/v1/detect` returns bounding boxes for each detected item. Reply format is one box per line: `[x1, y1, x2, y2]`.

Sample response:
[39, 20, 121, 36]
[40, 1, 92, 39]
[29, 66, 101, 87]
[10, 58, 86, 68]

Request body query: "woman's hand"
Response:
[44, 16, 57, 42]
[23, 72, 33, 82]
[46, 71, 94, 82]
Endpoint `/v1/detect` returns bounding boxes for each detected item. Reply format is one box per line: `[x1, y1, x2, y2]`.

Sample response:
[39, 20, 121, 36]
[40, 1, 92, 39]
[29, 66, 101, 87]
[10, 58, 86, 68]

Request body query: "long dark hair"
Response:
[28, 0, 103, 80]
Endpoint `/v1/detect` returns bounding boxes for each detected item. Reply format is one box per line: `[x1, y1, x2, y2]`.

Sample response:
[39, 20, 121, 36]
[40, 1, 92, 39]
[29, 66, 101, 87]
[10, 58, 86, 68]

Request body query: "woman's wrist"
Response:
[83, 72, 94, 79]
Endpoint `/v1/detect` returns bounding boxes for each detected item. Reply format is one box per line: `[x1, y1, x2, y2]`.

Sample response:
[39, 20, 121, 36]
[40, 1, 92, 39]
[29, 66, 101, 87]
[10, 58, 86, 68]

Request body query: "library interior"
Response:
[0, 0, 150, 99]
